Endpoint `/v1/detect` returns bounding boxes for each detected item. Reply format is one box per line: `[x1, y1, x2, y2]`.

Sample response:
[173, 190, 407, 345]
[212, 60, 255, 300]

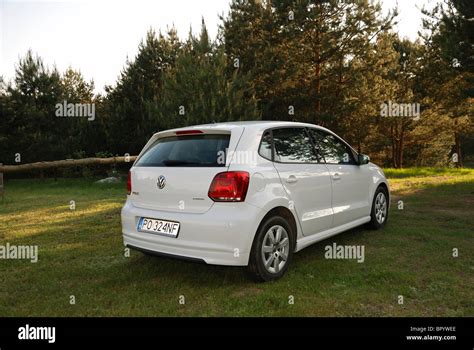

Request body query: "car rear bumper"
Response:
[121, 200, 264, 266]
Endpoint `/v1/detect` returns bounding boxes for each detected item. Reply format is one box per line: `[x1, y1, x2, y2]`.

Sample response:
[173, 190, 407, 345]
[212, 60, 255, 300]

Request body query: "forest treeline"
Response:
[1, 0, 472, 168]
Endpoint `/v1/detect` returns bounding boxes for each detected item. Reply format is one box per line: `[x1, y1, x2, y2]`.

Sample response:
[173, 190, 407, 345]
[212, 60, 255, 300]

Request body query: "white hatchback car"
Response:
[121, 121, 389, 281]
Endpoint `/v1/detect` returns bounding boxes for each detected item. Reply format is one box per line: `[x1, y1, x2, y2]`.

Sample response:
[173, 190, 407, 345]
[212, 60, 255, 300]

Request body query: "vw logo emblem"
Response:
[157, 175, 166, 189]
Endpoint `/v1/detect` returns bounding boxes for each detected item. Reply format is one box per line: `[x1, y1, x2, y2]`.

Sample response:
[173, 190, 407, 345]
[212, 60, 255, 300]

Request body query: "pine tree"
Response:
[5, 50, 64, 162]
[420, 0, 474, 167]
[105, 28, 181, 155]
[221, 0, 397, 126]
[149, 20, 260, 129]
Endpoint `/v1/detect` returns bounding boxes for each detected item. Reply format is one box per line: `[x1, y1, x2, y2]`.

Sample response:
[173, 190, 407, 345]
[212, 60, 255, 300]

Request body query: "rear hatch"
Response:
[130, 127, 243, 214]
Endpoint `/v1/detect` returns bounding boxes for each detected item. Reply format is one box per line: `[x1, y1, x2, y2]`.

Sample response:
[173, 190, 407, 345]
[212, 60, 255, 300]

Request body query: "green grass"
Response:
[0, 169, 473, 317]
[383, 167, 473, 178]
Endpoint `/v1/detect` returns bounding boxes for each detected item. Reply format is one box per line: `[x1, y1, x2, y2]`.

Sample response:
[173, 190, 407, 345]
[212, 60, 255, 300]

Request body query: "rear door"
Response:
[271, 127, 333, 236]
[130, 128, 243, 214]
[308, 128, 370, 227]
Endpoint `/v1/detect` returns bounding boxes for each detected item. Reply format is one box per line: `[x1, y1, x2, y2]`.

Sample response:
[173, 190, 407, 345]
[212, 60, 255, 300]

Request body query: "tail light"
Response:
[127, 171, 132, 195]
[208, 171, 250, 202]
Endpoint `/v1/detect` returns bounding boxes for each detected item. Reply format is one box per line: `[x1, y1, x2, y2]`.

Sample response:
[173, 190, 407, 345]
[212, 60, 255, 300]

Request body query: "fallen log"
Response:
[0, 156, 137, 174]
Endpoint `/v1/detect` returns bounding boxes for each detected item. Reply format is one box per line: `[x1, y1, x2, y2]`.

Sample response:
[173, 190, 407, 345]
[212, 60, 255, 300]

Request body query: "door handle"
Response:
[332, 173, 341, 181]
[286, 175, 298, 184]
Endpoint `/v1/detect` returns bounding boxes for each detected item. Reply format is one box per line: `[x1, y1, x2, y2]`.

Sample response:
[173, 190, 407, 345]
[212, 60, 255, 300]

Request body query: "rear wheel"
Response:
[368, 186, 389, 229]
[248, 216, 295, 282]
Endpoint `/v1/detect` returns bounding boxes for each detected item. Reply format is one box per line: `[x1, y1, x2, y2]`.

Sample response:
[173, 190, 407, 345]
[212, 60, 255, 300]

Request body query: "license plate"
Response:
[137, 217, 180, 237]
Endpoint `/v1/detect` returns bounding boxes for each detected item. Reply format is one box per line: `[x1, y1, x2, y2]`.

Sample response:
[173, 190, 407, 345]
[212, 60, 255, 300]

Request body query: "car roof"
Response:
[188, 120, 311, 128]
[144, 120, 358, 157]
[163, 120, 329, 133]
[150, 121, 339, 146]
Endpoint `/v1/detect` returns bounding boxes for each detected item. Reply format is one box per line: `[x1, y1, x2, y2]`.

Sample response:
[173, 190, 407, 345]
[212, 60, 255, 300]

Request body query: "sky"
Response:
[0, 0, 437, 93]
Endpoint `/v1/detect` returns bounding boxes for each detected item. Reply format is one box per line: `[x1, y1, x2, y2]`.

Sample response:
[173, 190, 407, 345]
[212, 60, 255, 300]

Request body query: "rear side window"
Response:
[258, 131, 273, 160]
[272, 128, 319, 163]
[135, 134, 230, 167]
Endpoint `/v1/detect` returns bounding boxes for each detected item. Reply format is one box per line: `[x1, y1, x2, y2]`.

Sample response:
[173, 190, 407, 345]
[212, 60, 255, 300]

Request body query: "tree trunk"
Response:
[398, 127, 405, 169]
[314, 2, 322, 121]
[454, 131, 463, 167]
[391, 125, 397, 168]
[315, 43, 321, 116]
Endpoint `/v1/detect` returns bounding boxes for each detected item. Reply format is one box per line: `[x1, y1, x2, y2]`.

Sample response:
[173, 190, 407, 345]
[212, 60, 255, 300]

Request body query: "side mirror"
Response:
[358, 154, 370, 165]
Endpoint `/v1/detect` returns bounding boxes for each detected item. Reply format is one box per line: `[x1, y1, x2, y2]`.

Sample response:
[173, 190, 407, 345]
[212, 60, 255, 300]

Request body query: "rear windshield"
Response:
[135, 134, 230, 167]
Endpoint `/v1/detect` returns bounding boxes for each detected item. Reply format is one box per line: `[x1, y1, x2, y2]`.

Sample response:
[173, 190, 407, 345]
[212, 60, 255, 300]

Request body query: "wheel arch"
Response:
[376, 181, 390, 207]
[251, 206, 298, 254]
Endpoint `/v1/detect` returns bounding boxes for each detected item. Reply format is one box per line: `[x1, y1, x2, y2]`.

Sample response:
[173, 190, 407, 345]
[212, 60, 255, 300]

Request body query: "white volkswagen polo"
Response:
[121, 121, 389, 281]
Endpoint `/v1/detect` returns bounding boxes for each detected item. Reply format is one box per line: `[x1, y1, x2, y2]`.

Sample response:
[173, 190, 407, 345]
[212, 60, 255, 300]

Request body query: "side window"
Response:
[272, 128, 319, 163]
[309, 129, 356, 165]
[258, 131, 273, 161]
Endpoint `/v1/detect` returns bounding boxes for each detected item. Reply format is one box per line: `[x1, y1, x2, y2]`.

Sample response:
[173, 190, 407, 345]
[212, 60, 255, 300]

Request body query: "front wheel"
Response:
[368, 186, 389, 229]
[247, 216, 295, 282]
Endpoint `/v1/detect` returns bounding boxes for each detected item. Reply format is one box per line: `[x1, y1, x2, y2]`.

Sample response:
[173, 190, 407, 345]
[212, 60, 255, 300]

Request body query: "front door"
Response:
[308, 128, 370, 227]
[271, 127, 334, 236]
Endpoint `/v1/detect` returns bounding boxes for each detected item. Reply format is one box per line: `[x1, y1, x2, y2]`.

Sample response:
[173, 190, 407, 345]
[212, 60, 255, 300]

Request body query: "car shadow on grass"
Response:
[122, 224, 372, 289]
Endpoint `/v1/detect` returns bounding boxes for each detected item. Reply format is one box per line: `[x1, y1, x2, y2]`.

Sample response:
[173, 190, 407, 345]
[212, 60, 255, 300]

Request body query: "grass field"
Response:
[0, 168, 473, 316]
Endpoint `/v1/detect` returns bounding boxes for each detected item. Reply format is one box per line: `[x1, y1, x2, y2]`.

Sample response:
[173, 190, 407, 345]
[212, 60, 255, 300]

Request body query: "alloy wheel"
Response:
[261, 225, 290, 274]
[375, 192, 387, 224]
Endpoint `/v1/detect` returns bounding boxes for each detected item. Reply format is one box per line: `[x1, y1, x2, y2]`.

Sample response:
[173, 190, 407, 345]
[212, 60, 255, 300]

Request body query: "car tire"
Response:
[367, 186, 389, 229]
[247, 215, 295, 282]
